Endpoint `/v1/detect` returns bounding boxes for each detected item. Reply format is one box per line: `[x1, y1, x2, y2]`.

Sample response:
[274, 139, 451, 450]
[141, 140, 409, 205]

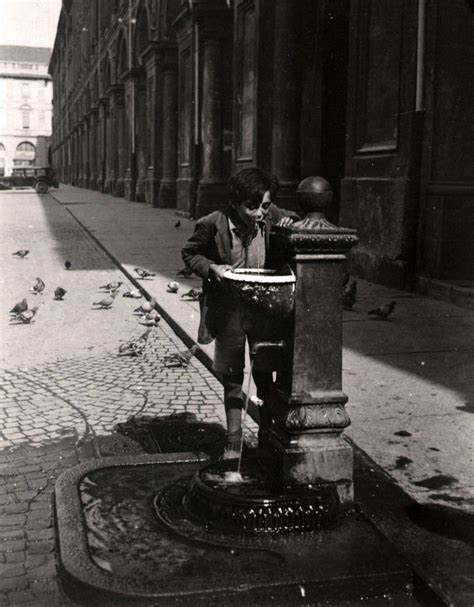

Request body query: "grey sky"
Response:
[0, 0, 62, 49]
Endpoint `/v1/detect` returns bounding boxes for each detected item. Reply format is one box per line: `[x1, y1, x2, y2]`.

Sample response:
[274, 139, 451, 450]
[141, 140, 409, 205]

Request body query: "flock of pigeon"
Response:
[8, 250, 202, 366]
[9, 249, 69, 325]
[9, 250, 394, 367]
[342, 273, 397, 320]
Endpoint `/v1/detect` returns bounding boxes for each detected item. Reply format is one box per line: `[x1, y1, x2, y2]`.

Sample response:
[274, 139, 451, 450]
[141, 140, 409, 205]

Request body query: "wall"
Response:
[419, 0, 474, 280]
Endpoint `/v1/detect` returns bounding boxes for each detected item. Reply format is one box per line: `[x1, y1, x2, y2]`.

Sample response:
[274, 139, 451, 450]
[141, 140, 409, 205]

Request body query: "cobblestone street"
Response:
[0, 191, 241, 606]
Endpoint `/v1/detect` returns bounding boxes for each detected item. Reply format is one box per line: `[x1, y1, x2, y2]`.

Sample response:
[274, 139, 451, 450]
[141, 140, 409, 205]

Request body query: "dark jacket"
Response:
[182, 204, 292, 344]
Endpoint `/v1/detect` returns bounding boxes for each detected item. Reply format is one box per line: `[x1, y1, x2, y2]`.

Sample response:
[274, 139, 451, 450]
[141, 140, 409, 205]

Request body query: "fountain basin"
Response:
[223, 268, 296, 318]
[54, 455, 416, 605]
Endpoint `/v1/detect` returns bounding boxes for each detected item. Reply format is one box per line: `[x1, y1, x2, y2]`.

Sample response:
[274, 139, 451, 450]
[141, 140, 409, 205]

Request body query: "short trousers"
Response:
[213, 305, 279, 375]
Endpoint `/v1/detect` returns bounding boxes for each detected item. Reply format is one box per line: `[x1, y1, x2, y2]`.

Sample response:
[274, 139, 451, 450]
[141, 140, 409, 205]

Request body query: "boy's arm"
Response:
[181, 220, 217, 280]
[269, 203, 300, 224]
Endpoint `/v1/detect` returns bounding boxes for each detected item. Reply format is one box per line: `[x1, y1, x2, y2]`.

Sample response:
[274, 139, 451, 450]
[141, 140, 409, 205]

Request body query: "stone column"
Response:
[69, 129, 74, 184]
[109, 84, 125, 197]
[92, 107, 100, 190]
[79, 125, 83, 184]
[84, 116, 90, 188]
[66, 133, 71, 183]
[88, 108, 98, 189]
[196, 33, 227, 216]
[72, 127, 78, 185]
[124, 73, 137, 201]
[265, 177, 358, 507]
[96, 98, 109, 192]
[78, 125, 82, 186]
[158, 59, 178, 208]
[104, 95, 114, 193]
[271, 0, 301, 207]
[143, 43, 163, 207]
[201, 39, 222, 180]
[80, 121, 87, 187]
[135, 75, 147, 202]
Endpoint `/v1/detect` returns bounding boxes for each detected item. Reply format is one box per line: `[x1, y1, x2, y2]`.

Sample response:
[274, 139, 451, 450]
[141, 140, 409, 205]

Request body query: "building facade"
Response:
[0, 46, 53, 176]
[49, 0, 473, 291]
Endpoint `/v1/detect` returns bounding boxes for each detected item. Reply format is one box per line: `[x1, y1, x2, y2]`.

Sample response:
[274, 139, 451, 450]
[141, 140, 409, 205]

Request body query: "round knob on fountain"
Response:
[297, 176, 333, 216]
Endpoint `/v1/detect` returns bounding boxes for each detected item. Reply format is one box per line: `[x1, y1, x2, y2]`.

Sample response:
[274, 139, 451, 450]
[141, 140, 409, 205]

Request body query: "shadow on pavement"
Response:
[115, 412, 227, 461]
[406, 502, 474, 547]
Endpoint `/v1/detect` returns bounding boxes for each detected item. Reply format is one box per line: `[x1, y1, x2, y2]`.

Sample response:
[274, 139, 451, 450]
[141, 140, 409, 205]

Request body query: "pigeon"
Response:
[342, 280, 357, 309]
[133, 296, 156, 316]
[368, 301, 397, 320]
[54, 287, 67, 300]
[9, 298, 28, 316]
[14, 306, 39, 324]
[167, 281, 179, 293]
[31, 277, 45, 295]
[176, 267, 193, 278]
[65, 260, 71, 270]
[140, 309, 161, 327]
[163, 345, 200, 368]
[118, 328, 152, 357]
[92, 291, 118, 309]
[99, 281, 123, 293]
[122, 289, 142, 299]
[181, 288, 202, 301]
[134, 267, 156, 279]
[12, 250, 29, 259]
[174, 220, 181, 228]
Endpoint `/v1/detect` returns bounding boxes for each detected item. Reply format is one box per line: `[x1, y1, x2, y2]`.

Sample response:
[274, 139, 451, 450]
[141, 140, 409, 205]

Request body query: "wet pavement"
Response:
[0, 186, 473, 606]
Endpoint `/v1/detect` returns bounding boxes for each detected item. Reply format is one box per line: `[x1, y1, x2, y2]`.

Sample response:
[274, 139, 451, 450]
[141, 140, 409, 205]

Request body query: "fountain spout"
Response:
[250, 340, 286, 359]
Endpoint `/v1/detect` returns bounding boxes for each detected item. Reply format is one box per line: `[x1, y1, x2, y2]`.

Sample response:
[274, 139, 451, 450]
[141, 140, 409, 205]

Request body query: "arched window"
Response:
[16, 142, 36, 153]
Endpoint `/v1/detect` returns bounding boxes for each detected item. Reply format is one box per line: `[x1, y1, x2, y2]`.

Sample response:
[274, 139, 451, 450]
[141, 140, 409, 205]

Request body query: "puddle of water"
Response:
[395, 456, 413, 469]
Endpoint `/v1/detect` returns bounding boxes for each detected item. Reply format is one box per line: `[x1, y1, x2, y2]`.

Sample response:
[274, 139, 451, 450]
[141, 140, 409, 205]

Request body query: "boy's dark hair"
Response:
[228, 168, 279, 206]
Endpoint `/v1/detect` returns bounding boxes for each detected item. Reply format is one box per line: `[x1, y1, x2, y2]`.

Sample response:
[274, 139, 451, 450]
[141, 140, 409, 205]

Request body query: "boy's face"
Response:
[233, 190, 272, 227]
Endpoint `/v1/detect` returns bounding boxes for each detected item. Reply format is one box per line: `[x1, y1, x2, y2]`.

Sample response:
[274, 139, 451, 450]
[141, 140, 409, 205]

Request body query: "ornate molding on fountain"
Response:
[270, 176, 358, 259]
[271, 226, 359, 257]
[284, 403, 351, 431]
[179, 459, 346, 534]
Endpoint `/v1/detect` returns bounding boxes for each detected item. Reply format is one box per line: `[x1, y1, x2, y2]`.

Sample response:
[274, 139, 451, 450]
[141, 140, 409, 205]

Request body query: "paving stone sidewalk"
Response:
[0, 320, 259, 607]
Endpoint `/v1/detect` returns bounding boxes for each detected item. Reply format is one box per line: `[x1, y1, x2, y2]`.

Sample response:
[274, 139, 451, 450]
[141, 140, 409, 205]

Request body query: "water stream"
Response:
[236, 356, 255, 477]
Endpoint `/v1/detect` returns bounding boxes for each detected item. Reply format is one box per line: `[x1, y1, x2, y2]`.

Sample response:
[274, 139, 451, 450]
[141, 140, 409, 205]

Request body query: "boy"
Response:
[182, 167, 296, 458]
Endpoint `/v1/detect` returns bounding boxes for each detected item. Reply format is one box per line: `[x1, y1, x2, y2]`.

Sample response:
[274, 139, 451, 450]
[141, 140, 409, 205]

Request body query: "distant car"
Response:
[2, 167, 59, 193]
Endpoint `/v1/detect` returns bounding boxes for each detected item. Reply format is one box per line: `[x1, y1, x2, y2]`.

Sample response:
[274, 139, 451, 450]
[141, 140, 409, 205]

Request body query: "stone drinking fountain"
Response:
[54, 178, 415, 606]
[172, 176, 358, 534]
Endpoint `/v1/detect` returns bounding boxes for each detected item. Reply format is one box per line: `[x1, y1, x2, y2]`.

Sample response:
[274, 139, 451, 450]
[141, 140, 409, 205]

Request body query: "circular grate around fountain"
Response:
[179, 459, 342, 534]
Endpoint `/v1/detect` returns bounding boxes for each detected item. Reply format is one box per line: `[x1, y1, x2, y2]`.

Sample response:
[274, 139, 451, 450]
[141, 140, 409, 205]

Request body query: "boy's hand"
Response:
[276, 217, 294, 227]
[209, 264, 233, 284]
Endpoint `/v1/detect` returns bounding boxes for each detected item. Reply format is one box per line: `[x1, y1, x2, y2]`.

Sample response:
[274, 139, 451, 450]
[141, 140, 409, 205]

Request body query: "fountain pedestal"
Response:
[261, 176, 358, 506]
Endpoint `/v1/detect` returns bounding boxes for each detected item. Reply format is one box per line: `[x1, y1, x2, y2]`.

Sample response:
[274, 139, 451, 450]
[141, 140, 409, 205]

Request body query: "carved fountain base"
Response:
[172, 457, 349, 534]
